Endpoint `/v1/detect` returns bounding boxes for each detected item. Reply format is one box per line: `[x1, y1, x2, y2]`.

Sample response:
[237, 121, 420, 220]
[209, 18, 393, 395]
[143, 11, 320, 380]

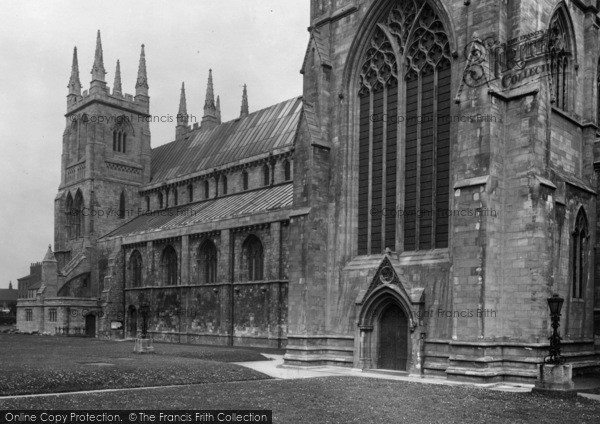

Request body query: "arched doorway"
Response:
[129, 306, 137, 338]
[378, 304, 408, 370]
[85, 314, 96, 337]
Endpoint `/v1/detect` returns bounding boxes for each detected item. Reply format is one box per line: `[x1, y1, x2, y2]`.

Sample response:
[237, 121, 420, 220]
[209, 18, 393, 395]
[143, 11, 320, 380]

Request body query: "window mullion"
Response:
[367, 90, 374, 254]
[415, 73, 422, 249]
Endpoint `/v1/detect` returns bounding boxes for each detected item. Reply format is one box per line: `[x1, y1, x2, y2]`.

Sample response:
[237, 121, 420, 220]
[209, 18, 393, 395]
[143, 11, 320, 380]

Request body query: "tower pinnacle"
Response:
[240, 84, 249, 117]
[90, 30, 106, 82]
[178, 82, 188, 124]
[68, 47, 82, 97]
[202, 69, 218, 130]
[204, 69, 216, 112]
[135, 44, 149, 96]
[113, 60, 122, 96]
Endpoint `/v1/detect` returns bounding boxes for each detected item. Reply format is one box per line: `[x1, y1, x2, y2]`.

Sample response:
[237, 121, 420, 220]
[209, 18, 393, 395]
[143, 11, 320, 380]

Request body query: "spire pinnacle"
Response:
[135, 44, 148, 96]
[216, 96, 221, 124]
[43, 244, 56, 262]
[113, 60, 122, 95]
[90, 30, 106, 82]
[178, 82, 188, 126]
[68, 47, 82, 96]
[204, 69, 216, 112]
[240, 84, 249, 117]
[202, 69, 218, 130]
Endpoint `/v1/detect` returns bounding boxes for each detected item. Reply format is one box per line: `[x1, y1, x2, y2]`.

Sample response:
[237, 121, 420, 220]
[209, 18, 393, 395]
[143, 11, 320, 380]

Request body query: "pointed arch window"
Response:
[548, 11, 571, 111]
[173, 188, 178, 206]
[73, 190, 85, 238]
[65, 192, 74, 239]
[145, 195, 150, 212]
[357, 1, 451, 254]
[118, 191, 126, 219]
[129, 250, 143, 288]
[243, 235, 264, 281]
[158, 192, 163, 209]
[284, 160, 292, 181]
[188, 184, 194, 203]
[204, 180, 210, 199]
[112, 130, 127, 153]
[242, 171, 249, 190]
[263, 164, 270, 186]
[572, 209, 588, 299]
[161, 245, 178, 286]
[198, 240, 217, 284]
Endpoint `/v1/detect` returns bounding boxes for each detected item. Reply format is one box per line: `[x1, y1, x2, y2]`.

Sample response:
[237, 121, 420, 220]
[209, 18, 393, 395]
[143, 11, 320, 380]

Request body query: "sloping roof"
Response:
[106, 183, 294, 239]
[17, 271, 41, 285]
[150, 97, 303, 183]
[0, 289, 17, 302]
[301, 29, 331, 74]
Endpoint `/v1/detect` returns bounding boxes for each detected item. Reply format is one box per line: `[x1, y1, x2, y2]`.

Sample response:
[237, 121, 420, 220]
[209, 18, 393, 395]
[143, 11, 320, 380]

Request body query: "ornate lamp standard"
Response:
[533, 293, 573, 394]
[544, 294, 565, 365]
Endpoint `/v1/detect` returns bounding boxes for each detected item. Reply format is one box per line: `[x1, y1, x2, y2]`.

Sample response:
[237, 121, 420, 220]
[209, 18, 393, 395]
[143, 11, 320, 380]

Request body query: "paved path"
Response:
[235, 354, 600, 399]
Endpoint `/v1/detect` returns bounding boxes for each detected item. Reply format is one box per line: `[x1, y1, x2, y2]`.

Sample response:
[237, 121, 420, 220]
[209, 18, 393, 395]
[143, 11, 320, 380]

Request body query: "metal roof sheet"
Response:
[105, 183, 294, 239]
[150, 97, 302, 183]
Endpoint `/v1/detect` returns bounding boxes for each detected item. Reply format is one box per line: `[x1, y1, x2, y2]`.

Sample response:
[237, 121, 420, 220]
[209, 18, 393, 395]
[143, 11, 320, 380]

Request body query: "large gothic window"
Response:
[243, 235, 264, 281]
[198, 240, 217, 284]
[161, 245, 178, 286]
[572, 209, 588, 299]
[548, 11, 570, 111]
[358, 1, 451, 254]
[129, 250, 143, 288]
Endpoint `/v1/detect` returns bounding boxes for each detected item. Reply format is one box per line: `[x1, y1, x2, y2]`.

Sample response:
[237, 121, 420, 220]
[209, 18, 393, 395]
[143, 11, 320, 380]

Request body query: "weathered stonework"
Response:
[16, 0, 600, 382]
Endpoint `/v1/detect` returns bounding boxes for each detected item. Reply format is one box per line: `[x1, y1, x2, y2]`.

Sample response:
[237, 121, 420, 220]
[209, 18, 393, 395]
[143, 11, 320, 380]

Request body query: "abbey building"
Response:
[16, 0, 600, 382]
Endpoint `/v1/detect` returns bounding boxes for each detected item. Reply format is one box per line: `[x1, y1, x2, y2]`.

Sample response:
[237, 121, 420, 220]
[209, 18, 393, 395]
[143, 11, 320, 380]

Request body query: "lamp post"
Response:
[139, 303, 149, 339]
[544, 294, 565, 365]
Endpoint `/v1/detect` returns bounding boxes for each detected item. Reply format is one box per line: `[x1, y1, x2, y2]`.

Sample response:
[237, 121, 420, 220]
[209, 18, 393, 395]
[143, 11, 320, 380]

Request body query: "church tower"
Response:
[55, 31, 151, 297]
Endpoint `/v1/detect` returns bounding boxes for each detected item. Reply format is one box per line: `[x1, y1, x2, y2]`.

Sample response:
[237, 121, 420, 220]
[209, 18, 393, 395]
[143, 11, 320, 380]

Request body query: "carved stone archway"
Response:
[355, 256, 424, 373]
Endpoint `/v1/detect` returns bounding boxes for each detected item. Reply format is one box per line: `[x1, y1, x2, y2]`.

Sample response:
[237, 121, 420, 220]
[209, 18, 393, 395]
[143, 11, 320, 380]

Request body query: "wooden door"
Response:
[378, 304, 408, 370]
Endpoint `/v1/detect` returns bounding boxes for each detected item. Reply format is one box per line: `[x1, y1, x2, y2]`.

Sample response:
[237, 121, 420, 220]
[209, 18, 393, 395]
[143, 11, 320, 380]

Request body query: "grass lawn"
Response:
[0, 334, 270, 395]
[1, 377, 599, 423]
[0, 334, 599, 423]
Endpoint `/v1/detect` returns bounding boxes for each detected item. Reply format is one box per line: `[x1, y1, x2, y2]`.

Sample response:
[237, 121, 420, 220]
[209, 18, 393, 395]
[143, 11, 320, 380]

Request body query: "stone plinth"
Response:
[532, 364, 575, 396]
[133, 337, 155, 354]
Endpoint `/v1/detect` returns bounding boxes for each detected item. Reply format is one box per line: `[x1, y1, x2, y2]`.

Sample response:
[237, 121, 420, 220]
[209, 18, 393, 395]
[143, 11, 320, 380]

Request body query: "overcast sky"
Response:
[0, 0, 309, 288]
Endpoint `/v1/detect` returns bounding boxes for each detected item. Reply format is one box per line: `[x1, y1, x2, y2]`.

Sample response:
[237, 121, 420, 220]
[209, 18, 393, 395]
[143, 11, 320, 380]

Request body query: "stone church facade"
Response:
[17, 0, 600, 382]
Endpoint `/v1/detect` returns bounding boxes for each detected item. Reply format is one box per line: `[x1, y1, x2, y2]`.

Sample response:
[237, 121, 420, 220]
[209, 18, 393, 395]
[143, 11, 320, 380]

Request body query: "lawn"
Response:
[0, 334, 598, 423]
[0, 377, 599, 423]
[0, 334, 270, 395]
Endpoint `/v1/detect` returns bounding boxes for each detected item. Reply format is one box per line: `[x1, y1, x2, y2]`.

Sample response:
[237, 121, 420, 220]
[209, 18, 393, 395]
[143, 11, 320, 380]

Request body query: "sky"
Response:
[0, 0, 309, 288]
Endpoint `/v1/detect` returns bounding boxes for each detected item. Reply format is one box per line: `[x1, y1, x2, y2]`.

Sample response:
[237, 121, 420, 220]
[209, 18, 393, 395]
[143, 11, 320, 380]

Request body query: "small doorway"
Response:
[378, 304, 408, 370]
[129, 307, 137, 338]
[85, 314, 96, 337]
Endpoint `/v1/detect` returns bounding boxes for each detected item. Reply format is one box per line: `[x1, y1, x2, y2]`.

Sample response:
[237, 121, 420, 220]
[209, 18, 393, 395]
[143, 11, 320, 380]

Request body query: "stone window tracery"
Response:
[548, 11, 570, 111]
[572, 209, 588, 299]
[357, 1, 451, 255]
